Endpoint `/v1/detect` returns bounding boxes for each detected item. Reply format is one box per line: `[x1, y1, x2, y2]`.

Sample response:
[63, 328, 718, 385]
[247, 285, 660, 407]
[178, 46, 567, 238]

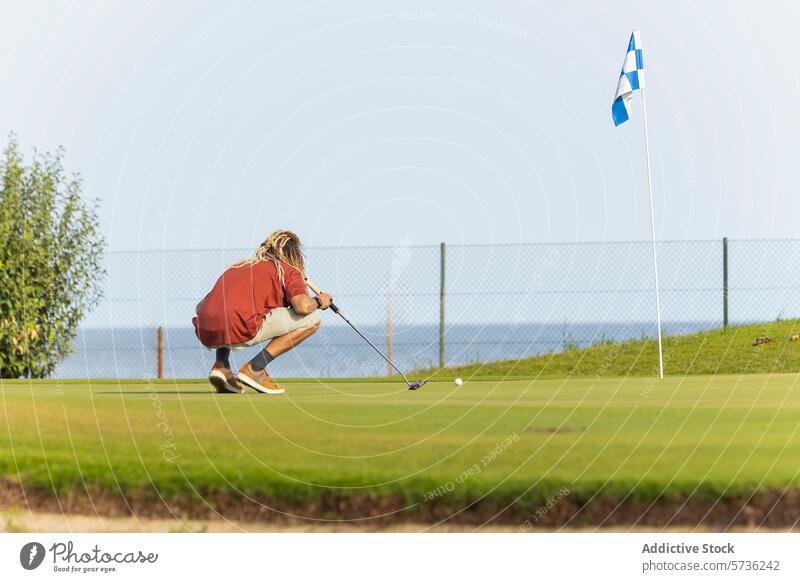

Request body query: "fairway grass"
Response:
[2, 373, 800, 526]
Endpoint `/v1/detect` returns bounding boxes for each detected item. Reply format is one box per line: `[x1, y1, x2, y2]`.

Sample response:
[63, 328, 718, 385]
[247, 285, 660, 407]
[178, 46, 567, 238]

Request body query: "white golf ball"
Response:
[454, 378, 463, 386]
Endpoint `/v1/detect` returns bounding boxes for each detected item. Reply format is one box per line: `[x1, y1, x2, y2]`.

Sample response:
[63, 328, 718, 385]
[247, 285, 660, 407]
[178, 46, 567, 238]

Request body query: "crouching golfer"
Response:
[192, 230, 332, 394]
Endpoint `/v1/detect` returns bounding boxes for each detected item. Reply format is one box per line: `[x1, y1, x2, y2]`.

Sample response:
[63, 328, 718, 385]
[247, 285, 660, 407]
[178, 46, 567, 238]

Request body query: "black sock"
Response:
[215, 348, 231, 368]
[249, 349, 275, 372]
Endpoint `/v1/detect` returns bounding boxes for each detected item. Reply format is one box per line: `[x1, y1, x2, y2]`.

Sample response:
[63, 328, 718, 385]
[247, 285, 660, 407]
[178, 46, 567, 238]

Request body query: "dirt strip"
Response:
[2, 478, 799, 532]
[3, 510, 793, 533]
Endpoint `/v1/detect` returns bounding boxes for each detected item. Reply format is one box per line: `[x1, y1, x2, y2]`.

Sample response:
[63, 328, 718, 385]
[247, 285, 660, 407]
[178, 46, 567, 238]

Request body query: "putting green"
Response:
[1, 374, 800, 507]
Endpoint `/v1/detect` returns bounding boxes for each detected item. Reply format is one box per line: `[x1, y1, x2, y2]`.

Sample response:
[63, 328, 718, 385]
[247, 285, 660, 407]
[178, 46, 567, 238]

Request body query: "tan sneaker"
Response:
[208, 362, 244, 394]
[237, 363, 286, 394]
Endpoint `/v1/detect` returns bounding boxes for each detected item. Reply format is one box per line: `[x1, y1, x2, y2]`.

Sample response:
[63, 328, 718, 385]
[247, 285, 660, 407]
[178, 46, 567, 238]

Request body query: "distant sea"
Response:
[54, 321, 720, 379]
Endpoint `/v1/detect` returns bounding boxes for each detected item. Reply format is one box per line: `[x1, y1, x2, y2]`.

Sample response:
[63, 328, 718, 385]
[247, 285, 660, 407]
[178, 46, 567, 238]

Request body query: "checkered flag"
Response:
[612, 30, 644, 126]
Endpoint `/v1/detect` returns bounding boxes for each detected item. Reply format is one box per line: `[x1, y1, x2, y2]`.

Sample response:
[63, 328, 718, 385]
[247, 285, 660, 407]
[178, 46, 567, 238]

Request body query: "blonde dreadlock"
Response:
[236, 230, 306, 286]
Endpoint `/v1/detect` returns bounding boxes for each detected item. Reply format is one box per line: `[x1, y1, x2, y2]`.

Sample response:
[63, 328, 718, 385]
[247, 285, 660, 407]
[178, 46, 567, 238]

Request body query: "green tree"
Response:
[0, 136, 104, 378]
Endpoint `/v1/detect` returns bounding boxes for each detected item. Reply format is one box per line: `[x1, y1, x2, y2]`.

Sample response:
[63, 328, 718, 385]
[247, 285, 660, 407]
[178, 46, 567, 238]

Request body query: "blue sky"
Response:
[0, 0, 796, 250]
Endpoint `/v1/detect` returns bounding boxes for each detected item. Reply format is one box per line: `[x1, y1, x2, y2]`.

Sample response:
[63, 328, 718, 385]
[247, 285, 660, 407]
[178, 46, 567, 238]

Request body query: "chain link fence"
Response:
[54, 239, 800, 379]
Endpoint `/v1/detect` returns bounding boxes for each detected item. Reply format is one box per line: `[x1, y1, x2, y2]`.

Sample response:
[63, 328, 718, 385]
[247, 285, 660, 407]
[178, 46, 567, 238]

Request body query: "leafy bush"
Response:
[0, 136, 104, 378]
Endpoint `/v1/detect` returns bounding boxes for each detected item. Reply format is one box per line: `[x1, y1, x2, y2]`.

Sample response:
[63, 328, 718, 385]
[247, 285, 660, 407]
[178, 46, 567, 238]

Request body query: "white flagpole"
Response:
[639, 87, 664, 379]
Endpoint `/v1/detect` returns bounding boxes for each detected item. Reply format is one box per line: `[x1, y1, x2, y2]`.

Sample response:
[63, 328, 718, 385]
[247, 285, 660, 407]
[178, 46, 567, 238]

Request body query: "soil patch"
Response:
[2, 477, 799, 531]
[524, 426, 586, 434]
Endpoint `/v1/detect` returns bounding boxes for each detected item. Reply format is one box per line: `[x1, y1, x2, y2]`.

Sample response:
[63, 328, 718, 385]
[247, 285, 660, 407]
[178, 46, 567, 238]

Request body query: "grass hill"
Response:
[419, 319, 800, 379]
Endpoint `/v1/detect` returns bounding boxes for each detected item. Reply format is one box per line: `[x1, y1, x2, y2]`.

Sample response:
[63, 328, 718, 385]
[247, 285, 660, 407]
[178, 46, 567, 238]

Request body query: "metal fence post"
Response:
[439, 242, 446, 368]
[723, 237, 729, 329]
[156, 326, 164, 379]
[386, 295, 393, 377]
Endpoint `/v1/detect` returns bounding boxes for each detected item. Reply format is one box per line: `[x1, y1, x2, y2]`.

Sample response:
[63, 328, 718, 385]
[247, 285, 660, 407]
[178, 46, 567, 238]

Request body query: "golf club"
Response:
[305, 279, 428, 390]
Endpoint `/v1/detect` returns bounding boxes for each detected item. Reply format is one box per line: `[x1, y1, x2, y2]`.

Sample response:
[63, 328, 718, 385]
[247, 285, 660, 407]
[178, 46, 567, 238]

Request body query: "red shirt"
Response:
[192, 260, 308, 347]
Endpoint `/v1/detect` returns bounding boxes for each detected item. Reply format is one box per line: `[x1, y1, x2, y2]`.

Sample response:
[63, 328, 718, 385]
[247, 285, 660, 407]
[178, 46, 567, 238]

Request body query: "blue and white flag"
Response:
[612, 31, 644, 126]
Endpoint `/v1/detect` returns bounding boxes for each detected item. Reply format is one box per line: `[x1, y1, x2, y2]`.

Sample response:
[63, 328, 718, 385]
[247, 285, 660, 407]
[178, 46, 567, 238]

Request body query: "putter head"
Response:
[408, 379, 428, 391]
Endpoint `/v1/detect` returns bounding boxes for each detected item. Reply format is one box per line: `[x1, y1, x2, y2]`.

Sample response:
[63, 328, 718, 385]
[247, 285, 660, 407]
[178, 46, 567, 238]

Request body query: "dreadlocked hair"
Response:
[236, 230, 306, 285]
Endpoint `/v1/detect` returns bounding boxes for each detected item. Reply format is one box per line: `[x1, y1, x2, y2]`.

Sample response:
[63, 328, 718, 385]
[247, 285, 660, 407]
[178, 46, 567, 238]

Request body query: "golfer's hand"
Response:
[318, 293, 333, 310]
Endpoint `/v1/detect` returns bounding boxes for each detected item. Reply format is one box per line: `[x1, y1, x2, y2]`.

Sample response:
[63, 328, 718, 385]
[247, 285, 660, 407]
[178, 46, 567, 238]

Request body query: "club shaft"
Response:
[305, 278, 413, 386]
[333, 308, 412, 386]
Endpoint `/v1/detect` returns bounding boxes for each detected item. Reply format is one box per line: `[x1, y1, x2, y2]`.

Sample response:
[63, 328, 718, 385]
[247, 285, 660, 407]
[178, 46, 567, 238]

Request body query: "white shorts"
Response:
[228, 307, 320, 351]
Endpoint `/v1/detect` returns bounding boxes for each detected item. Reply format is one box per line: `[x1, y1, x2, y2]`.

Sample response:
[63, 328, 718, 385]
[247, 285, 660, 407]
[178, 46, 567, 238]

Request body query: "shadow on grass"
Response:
[96, 391, 215, 396]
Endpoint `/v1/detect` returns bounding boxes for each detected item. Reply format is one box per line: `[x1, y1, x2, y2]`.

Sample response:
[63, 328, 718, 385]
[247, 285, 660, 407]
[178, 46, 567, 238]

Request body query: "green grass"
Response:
[418, 319, 800, 380]
[3, 373, 800, 512]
